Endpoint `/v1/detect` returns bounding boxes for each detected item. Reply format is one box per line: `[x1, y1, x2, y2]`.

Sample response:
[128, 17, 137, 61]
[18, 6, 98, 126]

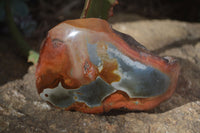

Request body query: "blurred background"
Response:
[0, 0, 200, 85]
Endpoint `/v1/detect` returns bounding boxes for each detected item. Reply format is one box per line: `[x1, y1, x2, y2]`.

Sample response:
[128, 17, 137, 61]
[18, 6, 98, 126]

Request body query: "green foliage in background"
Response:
[2, 0, 38, 64]
[81, 0, 117, 20]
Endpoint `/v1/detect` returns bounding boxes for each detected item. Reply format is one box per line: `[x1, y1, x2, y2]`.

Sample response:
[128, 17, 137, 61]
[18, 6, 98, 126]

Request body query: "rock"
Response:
[1, 20, 200, 133]
[113, 20, 200, 51]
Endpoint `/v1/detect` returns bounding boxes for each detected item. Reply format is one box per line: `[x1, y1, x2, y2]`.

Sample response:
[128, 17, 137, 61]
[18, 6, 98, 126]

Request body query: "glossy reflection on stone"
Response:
[36, 18, 180, 114]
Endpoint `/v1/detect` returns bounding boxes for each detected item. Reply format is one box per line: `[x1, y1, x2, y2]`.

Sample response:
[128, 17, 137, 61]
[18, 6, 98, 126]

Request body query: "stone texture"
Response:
[1, 20, 200, 133]
[113, 20, 200, 51]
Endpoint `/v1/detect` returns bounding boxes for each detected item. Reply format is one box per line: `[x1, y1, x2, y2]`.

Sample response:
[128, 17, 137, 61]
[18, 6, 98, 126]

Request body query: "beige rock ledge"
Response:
[113, 20, 200, 51]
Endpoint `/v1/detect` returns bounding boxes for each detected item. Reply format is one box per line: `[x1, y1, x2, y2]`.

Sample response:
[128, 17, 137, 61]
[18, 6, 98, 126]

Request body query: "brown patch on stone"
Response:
[99, 59, 120, 84]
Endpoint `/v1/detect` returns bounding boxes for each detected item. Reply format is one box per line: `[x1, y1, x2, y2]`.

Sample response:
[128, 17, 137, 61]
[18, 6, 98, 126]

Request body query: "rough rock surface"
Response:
[1, 20, 200, 133]
[113, 20, 200, 51]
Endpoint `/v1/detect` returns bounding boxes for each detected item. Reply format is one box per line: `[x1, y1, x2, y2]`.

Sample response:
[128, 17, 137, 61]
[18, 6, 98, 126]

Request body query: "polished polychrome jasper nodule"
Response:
[36, 18, 180, 114]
